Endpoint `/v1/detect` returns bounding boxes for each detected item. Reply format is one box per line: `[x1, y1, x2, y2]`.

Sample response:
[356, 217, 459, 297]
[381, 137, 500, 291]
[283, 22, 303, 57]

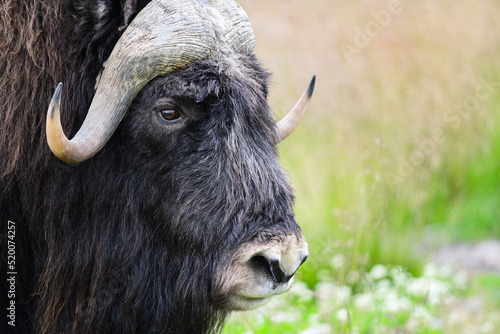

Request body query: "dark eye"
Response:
[159, 109, 181, 122]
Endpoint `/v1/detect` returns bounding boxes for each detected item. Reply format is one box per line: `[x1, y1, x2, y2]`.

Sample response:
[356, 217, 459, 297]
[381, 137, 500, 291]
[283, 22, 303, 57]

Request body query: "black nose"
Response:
[247, 235, 308, 285]
[268, 258, 292, 284]
[251, 256, 300, 284]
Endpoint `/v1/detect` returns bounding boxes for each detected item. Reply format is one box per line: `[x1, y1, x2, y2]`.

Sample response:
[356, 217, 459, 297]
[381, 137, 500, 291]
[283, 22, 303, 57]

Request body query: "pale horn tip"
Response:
[46, 82, 78, 164]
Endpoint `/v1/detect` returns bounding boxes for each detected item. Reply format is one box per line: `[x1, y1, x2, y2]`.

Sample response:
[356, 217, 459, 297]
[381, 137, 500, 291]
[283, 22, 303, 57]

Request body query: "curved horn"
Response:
[277, 75, 316, 142]
[46, 0, 216, 163]
[207, 0, 255, 54]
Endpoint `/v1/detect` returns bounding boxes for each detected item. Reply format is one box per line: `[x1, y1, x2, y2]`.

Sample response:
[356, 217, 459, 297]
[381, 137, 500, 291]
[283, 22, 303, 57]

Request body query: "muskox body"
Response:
[0, 1, 311, 333]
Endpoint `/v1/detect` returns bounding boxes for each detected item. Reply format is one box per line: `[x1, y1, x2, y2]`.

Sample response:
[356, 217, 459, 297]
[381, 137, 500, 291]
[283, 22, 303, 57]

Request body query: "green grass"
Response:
[475, 275, 500, 309]
[278, 74, 500, 286]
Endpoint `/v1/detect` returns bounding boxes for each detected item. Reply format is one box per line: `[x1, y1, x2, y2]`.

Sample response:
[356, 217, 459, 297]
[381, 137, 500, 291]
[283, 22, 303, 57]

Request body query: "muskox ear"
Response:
[70, 1, 109, 29]
[70, 0, 139, 33]
[119, 0, 139, 32]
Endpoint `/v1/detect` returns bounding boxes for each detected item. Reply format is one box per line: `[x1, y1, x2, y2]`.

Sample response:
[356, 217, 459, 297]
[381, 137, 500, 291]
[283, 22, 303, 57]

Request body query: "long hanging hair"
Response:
[0, 1, 226, 333]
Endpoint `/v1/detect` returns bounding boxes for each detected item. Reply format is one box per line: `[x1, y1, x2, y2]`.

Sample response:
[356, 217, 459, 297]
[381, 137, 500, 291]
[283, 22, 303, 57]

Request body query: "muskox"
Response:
[0, 0, 314, 333]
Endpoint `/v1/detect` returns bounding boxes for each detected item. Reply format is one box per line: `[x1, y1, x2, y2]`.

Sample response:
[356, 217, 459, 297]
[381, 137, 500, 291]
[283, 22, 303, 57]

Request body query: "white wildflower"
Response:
[315, 283, 351, 305]
[266, 295, 286, 310]
[346, 270, 360, 284]
[336, 308, 349, 324]
[405, 306, 434, 331]
[413, 306, 433, 323]
[407, 277, 450, 305]
[290, 281, 315, 302]
[391, 266, 411, 288]
[270, 311, 301, 324]
[423, 262, 439, 278]
[374, 278, 392, 296]
[300, 323, 332, 334]
[248, 309, 266, 326]
[369, 264, 388, 280]
[330, 254, 346, 269]
[381, 291, 412, 313]
[353, 292, 374, 311]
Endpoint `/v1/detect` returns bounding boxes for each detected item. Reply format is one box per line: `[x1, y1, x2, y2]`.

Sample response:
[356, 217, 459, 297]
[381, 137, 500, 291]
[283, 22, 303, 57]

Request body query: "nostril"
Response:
[250, 255, 273, 278]
[300, 254, 308, 265]
[268, 259, 290, 284]
[250, 256, 291, 284]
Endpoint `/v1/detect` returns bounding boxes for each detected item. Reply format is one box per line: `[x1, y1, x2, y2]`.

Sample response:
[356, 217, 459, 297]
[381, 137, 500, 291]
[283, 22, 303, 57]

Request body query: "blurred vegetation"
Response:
[237, 0, 500, 289]
[224, 264, 500, 333]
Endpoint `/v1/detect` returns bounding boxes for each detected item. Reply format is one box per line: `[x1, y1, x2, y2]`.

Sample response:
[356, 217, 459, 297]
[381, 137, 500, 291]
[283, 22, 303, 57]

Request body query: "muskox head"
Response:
[44, 0, 313, 326]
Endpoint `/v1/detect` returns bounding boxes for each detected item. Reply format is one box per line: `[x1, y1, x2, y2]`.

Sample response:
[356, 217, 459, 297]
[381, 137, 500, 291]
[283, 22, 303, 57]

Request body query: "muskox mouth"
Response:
[232, 295, 272, 310]
[229, 279, 295, 310]
[214, 234, 308, 311]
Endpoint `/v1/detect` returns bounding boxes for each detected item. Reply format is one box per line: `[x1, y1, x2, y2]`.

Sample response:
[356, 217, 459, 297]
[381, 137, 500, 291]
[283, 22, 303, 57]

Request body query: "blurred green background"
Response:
[224, 0, 500, 332]
[240, 0, 500, 285]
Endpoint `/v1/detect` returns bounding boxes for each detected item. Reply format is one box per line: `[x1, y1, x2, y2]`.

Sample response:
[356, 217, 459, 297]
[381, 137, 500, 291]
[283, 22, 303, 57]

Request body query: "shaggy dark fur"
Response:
[0, 1, 301, 333]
